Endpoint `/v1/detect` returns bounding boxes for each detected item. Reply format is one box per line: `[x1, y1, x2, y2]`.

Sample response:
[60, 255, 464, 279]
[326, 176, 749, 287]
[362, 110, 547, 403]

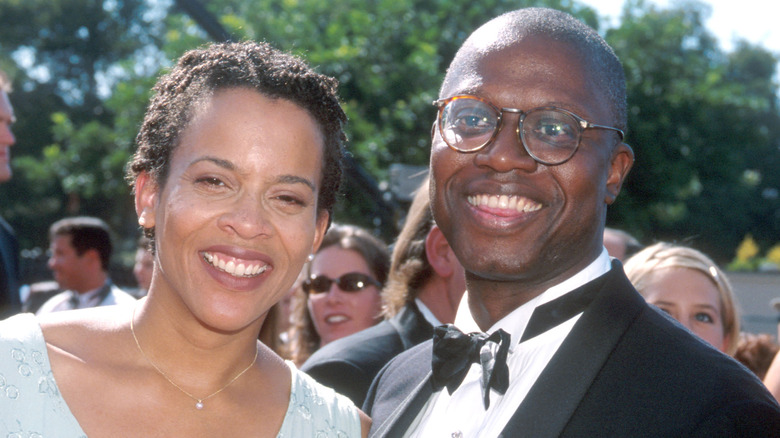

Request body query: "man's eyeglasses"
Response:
[303, 272, 381, 295]
[433, 95, 624, 165]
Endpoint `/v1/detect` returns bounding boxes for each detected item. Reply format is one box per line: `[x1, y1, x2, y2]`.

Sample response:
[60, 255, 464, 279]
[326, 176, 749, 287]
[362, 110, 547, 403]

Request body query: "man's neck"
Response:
[416, 277, 459, 325]
[464, 250, 611, 331]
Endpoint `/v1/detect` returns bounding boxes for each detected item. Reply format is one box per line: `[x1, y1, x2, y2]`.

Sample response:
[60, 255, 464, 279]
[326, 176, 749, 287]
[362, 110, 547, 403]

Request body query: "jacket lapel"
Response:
[367, 340, 436, 437]
[500, 263, 645, 437]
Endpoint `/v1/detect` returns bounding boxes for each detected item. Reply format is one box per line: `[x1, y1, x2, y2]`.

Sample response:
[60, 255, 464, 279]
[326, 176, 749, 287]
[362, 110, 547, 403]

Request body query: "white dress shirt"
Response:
[415, 298, 443, 327]
[406, 249, 612, 438]
[35, 280, 136, 314]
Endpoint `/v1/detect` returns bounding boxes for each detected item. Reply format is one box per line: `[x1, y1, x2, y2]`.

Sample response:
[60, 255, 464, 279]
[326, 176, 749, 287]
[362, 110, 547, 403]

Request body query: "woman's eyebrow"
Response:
[190, 156, 235, 170]
[275, 174, 316, 192]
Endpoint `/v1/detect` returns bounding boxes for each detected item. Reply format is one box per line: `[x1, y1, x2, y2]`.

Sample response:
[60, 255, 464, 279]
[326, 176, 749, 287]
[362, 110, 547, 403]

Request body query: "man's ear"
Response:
[605, 143, 634, 205]
[135, 171, 158, 229]
[425, 225, 456, 278]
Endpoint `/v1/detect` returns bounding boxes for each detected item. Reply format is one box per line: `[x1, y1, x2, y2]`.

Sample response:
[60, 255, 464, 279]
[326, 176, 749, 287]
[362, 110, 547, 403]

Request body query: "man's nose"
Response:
[473, 114, 537, 173]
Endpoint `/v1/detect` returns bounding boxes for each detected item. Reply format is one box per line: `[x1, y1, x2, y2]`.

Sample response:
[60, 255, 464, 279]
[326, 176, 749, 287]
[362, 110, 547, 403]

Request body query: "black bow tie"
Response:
[430, 268, 608, 410]
[431, 325, 511, 409]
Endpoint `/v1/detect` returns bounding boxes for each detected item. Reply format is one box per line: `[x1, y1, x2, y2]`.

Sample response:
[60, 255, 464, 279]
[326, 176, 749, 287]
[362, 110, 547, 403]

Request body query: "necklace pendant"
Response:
[195, 401, 204, 410]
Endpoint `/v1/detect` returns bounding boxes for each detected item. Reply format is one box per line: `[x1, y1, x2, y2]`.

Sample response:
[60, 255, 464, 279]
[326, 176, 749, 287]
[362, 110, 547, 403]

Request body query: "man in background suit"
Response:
[364, 7, 780, 437]
[0, 69, 21, 318]
[36, 216, 135, 313]
[302, 178, 465, 406]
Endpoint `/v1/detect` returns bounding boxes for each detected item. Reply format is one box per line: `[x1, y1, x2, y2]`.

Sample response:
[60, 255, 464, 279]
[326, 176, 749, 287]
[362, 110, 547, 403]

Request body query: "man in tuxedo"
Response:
[364, 7, 780, 437]
[303, 178, 465, 406]
[36, 216, 135, 313]
[0, 69, 21, 318]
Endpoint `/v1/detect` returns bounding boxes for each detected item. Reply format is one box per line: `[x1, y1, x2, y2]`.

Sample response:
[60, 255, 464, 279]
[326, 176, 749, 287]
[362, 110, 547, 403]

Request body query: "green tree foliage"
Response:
[0, 0, 163, 275]
[187, 0, 596, 239]
[606, 0, 780, 261]
[1, 0, 778, 277]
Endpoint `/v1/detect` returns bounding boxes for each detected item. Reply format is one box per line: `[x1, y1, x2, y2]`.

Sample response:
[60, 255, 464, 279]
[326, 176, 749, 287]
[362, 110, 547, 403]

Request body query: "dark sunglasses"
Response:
[303, 272, 381, 294]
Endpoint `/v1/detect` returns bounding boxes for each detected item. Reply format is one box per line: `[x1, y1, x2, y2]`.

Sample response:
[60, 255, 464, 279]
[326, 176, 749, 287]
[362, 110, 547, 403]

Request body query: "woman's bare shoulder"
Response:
[39, 306, 132, 357]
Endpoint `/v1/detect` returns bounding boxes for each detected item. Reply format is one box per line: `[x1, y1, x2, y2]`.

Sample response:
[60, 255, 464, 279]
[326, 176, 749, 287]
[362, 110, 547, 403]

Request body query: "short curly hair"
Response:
[126, 41, 346, 238]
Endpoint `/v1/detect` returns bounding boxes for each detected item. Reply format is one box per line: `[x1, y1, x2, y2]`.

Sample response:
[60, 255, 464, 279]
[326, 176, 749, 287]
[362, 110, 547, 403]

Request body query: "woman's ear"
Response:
[135, 171, 159, 229]
[605, 143, 634, 205]
[311, 211, 330, 255]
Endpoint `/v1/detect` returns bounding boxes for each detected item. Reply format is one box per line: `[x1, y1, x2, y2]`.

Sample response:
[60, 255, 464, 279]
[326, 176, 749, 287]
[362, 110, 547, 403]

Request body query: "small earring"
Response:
[138, 216, 146, 226]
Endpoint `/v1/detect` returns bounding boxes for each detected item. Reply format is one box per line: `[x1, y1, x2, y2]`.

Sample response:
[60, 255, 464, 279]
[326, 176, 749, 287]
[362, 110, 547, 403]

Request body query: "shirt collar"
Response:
[453, 248, 612, 341]
[415, 298, 443, 327]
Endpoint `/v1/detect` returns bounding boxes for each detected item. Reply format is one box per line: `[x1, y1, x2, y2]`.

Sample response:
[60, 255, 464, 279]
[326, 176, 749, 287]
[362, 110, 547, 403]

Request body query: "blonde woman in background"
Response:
[624, 242, 739, 356]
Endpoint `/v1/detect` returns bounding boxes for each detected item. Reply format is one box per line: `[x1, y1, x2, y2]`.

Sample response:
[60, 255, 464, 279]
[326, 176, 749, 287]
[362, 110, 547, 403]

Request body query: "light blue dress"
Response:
[0, 314, 361, 437]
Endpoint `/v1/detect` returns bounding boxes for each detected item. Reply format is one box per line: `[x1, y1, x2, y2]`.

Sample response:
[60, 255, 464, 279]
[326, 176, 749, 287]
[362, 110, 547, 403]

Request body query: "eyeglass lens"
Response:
[438, 97, 581, 164]
[305, 272, 379, 294]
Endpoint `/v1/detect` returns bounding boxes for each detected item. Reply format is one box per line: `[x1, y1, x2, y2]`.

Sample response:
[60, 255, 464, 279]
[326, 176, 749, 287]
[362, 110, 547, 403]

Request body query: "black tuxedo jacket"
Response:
[302, 301, 433, 407]
[0, 216, 20, 317]
[364, 263, 780, 437]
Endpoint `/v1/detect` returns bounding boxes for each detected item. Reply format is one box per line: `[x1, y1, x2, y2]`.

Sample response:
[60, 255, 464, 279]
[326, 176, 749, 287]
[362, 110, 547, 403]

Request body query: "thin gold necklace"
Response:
[130, 305, 259, 410]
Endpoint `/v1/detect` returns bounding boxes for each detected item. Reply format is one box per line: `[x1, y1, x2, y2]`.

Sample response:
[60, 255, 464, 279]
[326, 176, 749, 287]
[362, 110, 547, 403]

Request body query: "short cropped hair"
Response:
[444, 7, 627, 130]
[49, 216, 113, 271]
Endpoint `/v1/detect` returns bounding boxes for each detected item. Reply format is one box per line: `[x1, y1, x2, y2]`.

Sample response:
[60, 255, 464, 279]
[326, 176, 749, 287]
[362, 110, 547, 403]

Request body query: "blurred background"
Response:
[0, 0, 778, 330]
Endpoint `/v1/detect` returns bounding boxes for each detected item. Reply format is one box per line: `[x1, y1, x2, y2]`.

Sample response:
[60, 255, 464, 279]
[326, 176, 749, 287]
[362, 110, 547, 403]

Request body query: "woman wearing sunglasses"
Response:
[288, 224, 390, 365]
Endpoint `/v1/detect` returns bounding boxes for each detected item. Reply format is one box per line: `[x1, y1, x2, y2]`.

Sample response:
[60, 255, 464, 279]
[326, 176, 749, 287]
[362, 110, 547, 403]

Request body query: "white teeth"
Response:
[203, 252, 268, 278]
[326, 315, 348, 324]
[468, 194, 542, 213]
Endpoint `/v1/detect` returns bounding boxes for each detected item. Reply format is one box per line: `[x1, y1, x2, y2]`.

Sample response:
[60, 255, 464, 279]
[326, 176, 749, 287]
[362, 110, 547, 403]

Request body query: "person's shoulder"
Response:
[35, 290, 71, 313]
[284, 362, 363, 437]
[109, 283, 138, 304]
[372, 338, 433, 384]
[618, 303, 777, 405]
[38, 305, 130, 350]
[0, 313, 40, 343]
[303, 320, 401, 368]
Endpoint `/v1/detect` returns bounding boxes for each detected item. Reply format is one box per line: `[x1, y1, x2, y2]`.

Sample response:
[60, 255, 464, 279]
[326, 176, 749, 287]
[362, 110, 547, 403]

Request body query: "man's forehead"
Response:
[442, 34, 579, 97]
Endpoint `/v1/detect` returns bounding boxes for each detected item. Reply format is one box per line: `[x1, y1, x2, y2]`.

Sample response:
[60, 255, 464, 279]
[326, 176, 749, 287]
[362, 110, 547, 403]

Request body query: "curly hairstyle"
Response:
[126, 41, 347, 242]
[624, 242, 741, 356]
[287, 223, 390, 365]
[381, 177, 435, 318]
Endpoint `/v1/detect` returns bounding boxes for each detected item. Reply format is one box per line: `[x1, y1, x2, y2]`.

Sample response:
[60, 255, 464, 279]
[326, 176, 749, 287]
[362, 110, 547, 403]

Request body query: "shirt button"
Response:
[451, 431, 463, 438]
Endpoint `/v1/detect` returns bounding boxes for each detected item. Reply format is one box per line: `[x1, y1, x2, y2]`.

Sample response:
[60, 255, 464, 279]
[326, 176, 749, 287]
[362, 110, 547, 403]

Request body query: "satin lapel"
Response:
[500, 262, 645, 438]
[372, 372, 435, 438]
[368, 341, 436, 438]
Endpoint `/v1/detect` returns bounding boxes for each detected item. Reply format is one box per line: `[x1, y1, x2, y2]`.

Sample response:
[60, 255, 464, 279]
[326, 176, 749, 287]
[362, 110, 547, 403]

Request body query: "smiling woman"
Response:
[287, 223, 390, 365]
[0, 41, 370, 437]
[624, 242, 740, 356]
